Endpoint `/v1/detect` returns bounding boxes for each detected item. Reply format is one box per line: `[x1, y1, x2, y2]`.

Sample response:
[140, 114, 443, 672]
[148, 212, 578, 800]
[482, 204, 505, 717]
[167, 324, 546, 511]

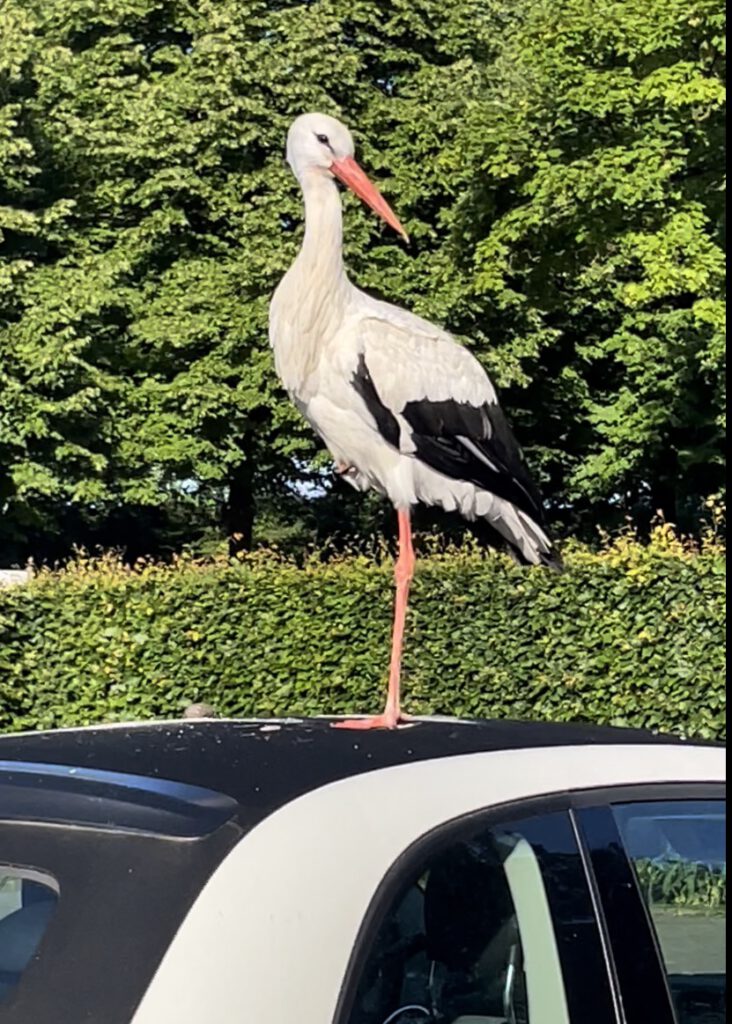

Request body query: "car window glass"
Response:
[613, 800, 726, 1024]
[0, 868, 59, 1004]
[344, 810, 610, 1024]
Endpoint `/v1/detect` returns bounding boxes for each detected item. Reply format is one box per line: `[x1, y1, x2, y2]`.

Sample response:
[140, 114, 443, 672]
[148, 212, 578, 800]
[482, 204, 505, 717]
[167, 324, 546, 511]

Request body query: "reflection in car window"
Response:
[614, 800, 726, 1024]
[0, 868, 58, 1004]
[345, 811, 611, 1024]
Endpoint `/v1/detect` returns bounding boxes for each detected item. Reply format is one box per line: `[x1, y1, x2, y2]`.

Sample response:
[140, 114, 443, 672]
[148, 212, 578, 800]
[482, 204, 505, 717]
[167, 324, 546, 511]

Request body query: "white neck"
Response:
[296, 169, 346, 288]
[269, 169, 352, 394]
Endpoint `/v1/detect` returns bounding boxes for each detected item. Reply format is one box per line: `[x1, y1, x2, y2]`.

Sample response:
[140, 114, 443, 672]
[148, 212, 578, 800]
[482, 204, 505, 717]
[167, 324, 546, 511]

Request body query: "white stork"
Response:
[269, 113, 559, 730]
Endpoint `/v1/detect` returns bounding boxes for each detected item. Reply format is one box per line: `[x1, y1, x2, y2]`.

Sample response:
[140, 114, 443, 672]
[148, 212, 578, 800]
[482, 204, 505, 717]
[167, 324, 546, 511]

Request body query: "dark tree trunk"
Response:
[223, 463, 255, 556]
[650, 446, 680, 526]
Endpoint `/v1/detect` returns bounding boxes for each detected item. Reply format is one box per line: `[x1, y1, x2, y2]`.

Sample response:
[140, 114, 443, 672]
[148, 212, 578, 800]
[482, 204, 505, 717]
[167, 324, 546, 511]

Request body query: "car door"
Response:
[338, 782, 725, 1024]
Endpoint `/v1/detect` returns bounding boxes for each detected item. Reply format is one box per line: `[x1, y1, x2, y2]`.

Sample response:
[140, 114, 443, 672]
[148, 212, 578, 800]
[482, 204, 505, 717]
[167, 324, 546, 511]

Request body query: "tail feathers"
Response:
[471, 505, 563, 571]
[515, 508, 563, 570]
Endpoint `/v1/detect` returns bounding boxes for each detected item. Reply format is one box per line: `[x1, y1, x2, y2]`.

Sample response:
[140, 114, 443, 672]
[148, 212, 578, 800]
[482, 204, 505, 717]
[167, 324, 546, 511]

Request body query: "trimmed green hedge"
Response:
[0, 526, 725, 738]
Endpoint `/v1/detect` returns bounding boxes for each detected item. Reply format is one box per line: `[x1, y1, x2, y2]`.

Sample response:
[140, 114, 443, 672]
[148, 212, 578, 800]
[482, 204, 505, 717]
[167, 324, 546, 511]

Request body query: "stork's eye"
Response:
[315, 133, 330, 145]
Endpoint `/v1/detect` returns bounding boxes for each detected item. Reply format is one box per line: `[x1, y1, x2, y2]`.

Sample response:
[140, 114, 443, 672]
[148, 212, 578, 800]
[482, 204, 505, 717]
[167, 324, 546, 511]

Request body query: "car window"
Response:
[613, 800, 726, 1024]
[0, 868, 59, 1004]
[343, 810, 613, 1024]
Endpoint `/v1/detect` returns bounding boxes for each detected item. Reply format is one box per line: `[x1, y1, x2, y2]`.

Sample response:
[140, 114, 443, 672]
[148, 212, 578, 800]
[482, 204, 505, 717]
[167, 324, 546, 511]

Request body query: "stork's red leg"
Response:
[333, 508, 414, 730]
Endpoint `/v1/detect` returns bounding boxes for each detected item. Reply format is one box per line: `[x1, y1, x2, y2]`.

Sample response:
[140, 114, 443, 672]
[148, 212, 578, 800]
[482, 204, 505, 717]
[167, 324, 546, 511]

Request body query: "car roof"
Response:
[0, 715, 714, 831]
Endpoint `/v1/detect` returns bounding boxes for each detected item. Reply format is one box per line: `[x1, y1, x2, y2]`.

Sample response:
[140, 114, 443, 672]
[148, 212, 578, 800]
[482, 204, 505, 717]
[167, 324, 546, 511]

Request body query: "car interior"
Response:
[348, 834, 535, 1024]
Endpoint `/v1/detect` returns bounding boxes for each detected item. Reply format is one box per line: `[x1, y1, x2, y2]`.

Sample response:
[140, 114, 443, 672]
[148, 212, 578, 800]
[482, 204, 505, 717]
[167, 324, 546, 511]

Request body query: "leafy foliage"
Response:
[0, 0, 726, 561]
[0, 526, 725, 738]
[447, 0, 726, 534]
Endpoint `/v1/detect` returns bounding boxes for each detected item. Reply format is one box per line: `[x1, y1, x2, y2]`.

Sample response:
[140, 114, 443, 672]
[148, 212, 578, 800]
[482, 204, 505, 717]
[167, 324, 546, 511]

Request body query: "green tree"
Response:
[444, 0, 726, 534]
[0, 4, 74, 555]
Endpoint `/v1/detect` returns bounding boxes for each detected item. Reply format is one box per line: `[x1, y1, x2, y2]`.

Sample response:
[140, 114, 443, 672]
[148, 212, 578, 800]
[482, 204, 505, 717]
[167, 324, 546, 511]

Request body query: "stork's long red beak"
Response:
[330, 156, 409, 243]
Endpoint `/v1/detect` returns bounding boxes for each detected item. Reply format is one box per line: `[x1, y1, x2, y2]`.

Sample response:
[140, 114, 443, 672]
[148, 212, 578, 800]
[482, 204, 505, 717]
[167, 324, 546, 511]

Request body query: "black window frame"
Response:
[334, 781, 725, 1024]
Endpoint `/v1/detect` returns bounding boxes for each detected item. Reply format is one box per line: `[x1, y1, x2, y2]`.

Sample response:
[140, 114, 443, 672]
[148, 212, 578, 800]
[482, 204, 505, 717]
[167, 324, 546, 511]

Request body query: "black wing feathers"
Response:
[402, 396, 544, 525]
[351, 354, 545, 527]
[351, 355, 400, 449]
[402, 398, 490, 440]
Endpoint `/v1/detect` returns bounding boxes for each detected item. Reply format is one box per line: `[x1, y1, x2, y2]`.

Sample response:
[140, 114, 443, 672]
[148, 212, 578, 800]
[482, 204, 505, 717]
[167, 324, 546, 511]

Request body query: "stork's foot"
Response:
[331, 710, 413, 731]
